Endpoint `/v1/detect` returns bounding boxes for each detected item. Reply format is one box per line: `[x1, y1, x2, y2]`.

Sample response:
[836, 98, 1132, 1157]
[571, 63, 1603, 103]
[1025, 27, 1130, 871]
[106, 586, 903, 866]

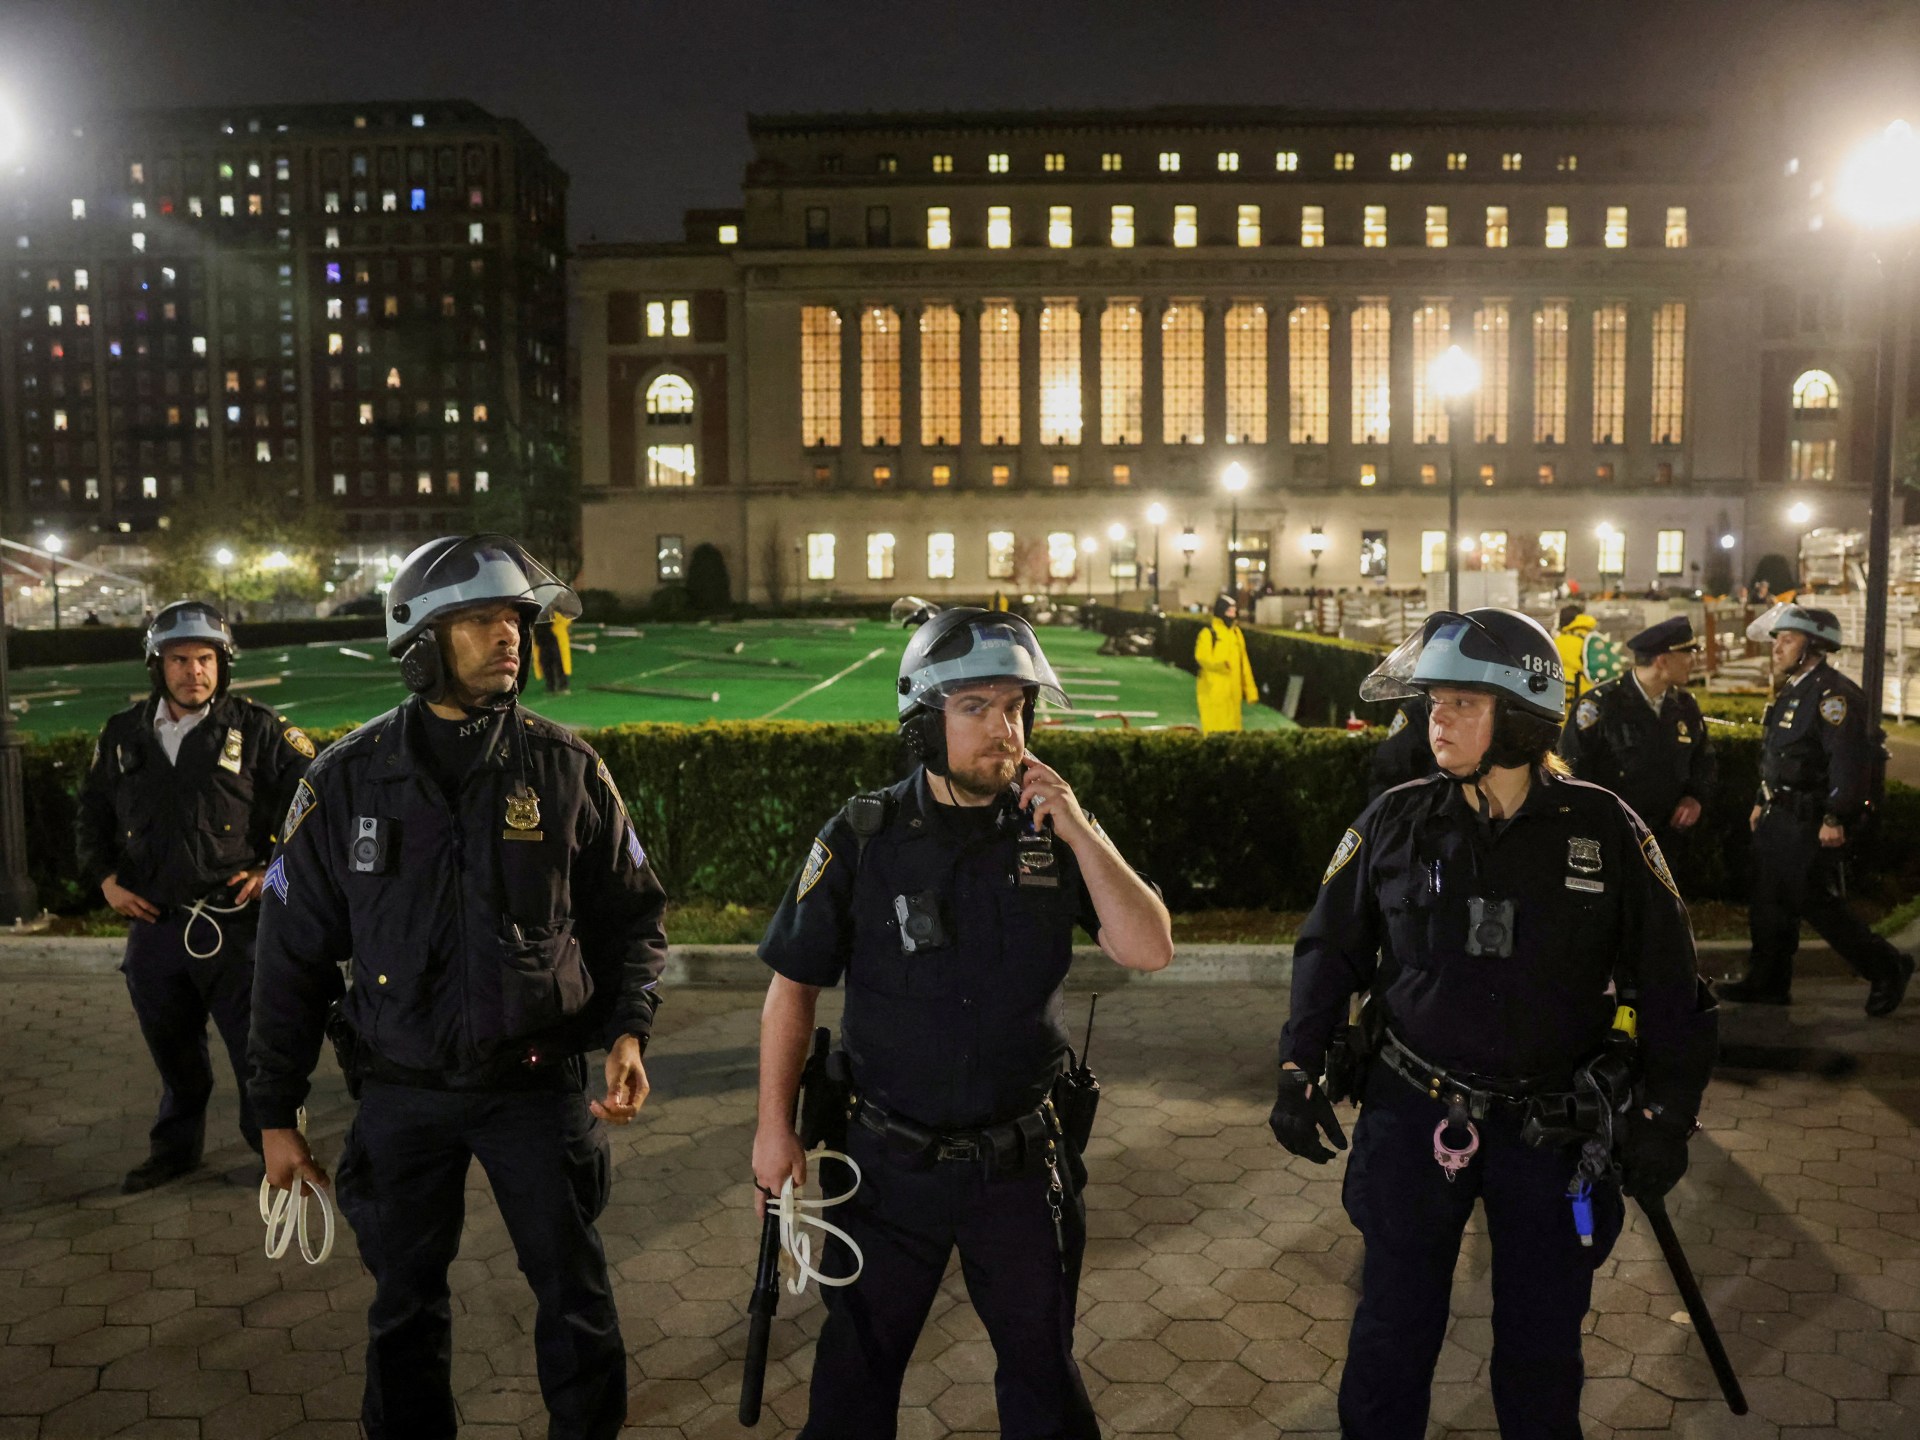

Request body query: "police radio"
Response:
[349, 816, 392, 875]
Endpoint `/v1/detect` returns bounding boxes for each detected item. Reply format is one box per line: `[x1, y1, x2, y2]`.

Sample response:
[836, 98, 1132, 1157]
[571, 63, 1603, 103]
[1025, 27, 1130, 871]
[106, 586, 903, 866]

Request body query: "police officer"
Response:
[1368, 697, 1435, 800]
[76, 600, 312, 1193]
[1269, 608, 1717, 1440]
[754, 607, 1173, 1440]
[1557, 615, 1716, 846]
[247, 534, 668, 1440]
[1724, 603, 1914, 1014]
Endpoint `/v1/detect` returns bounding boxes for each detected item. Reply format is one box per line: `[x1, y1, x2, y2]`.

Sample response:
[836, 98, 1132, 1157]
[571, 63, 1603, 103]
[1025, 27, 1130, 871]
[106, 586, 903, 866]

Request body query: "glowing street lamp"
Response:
[1786, 502, 1813, 526]
[1080, 535, 1098, 605]
[39, 535, 63, 631]
[1429, 344, 1481, 611]
[1106, 523, 1128, 604]
[1145, 502, 1167, 609]
[1303, 526, 1328, 582]
[1177, 525, 1199, 581]
[214, 546, 235, 609]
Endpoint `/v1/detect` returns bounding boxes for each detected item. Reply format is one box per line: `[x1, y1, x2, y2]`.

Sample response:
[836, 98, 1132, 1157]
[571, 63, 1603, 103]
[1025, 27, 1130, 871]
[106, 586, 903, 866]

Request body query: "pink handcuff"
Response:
[1433, 1117, 1480, 1181]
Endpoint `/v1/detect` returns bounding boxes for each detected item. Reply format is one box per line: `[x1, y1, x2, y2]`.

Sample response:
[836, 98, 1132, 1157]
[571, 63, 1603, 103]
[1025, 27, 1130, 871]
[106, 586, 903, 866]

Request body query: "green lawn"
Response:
[7, 620, 1294, 739]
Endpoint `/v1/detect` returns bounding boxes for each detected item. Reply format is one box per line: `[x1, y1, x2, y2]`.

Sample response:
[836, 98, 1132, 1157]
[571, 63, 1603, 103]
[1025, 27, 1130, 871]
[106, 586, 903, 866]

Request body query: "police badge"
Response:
[1386, 708, 1408, 737]
[1567, 837, 1602, 873]
[1575, 698, 1599, 731]
[219, 727, 245, 774]
[503, 786, 543, 842]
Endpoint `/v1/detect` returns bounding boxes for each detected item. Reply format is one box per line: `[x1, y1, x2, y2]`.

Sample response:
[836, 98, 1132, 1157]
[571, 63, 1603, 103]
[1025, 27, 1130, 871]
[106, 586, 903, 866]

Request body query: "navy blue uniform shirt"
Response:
[1758, 661, 1876, 824]
[1558, 675, 1715, 833]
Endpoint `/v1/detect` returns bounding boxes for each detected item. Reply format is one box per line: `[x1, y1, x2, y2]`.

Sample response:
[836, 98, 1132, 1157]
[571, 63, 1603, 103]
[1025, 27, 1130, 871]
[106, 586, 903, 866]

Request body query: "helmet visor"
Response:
[905, 620, 1071, 711]
[1359, 612, 1471, 703]
[146, 602, 235, 660]
[413, 536, 581, 628]
[1746, 601, 1795, 645]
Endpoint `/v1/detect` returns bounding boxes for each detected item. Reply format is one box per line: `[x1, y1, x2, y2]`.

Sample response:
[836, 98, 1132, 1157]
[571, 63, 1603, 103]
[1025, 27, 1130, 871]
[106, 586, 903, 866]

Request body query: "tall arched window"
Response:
[642, 373, 696, 487]
[1792, 369, 1840, 413]
[1788, 369, 1840, 483]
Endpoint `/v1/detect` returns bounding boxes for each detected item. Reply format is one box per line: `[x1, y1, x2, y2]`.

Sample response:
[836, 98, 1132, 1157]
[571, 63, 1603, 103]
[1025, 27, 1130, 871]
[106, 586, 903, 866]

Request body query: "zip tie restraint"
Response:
[183, 894, 253, 961]
[773, 1147, 864, 1295]
[259, 1174, 336, 1265]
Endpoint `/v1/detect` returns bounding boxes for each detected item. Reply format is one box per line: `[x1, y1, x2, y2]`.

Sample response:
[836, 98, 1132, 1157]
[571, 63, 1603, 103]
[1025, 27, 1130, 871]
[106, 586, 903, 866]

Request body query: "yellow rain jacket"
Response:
[1554, 613, 1596, 711]
[530, 611, 574, 682]
[1195, 618, 1259, 733]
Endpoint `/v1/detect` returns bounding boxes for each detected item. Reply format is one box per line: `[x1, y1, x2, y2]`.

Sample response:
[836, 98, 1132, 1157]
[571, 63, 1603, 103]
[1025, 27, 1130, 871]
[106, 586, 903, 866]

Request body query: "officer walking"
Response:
[1723, 603, 1914, 1013]
[77, 601, 312, 1192]
[1269, 608, 1717, 1440]
[1195, 593, 1259, 733]
[247, 534, 668, 1440]
[754, 607, 1173, 1440]
[1558, 615, 1716, 847]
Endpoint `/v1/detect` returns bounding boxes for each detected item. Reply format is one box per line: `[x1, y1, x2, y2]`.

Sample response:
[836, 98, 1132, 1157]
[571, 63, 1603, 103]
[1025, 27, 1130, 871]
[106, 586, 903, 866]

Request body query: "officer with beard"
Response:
[754, 607, 1172, 1440]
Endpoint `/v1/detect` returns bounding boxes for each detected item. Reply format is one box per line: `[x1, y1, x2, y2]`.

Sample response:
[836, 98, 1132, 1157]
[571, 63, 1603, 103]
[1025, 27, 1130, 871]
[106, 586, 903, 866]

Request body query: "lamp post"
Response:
[214, 546, 234, 612]
[1107, 523, 1127, 605]
[39, 535, 62, 630]
[1080, 536, 1097, 606]
[1836, 117, 1920, 736]
[1428, 344, 1481, 611]
[1177, 525, 1199, 582]
[0, 102, 38, 924]
[1303, 527, 1329, 633]
[262, 548, 291, 621]
[1145, 502, 1167, 610]
[1221, 461, 1248, 599]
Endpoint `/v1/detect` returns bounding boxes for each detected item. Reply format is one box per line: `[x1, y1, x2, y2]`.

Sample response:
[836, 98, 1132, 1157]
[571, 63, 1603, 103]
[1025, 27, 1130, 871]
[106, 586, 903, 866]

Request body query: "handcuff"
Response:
[259, 1107, 336, 1266]
[769, 1146, 864, 1295]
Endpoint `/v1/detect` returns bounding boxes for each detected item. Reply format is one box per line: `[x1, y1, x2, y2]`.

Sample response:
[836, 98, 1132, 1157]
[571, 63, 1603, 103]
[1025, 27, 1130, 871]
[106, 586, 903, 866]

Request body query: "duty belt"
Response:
[1378, 1030, 1561, 1123]
[358, 1046, 584, 1093]
[854, 1096, 1059, 1173]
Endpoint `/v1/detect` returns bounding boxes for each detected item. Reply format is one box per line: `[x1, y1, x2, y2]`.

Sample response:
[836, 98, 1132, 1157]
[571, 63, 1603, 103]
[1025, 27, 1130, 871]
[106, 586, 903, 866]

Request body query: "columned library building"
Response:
[576, 107, 1900, 607]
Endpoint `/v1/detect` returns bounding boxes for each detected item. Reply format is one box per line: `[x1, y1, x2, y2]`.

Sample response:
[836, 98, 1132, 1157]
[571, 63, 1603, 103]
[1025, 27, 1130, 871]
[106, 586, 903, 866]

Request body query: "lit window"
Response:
[1048, 205, 1073, 248]
[1597, 528, 1625, 574]
[1225, 302, 1267, 444]
[256, 440, 272, 462]
[132, 199, 149, 221]
[860, 307, 901, 447]
[1390, 152, 1412, 171]
[130, 161, 145, 184]
[70, 198, 86, 221]
[1172, 205, 1198, 247]
[328, 332, 344, 355]
[1447, 152, 1468, 171]
[386, 366, 402, 389]
[928, 532, 955, 578]
[45, 304, 61, 327]
[1101, 152, 1123, 172]
[1502, 152, 1523, 171]
[979, 300, 1021, 445]
[1485, 205, 1509, 247]
[410, 188, 426, 212]
[1591, 302, 1627, 444]
[1351, 298, 1391, 444]
[718, 224, 739, 244]
[380, 190, 397, 213]
[991, 464, 1012, 487]
[806, 533, 835, 580]
[1425, 205, 1448, 247]
[52, 408, 67, 431]
[1474, 302, 1509, 444]
[1289, 301, 1330, 444]
[1557, 154, 1579, 172]
[925, 206, 950, 249]
[1793, 369, 1840, 411]
[1301, 205, 1325, 247]
[988, 152, 1009, 174]
[932, 153, 953, 173]
[1333, 152, 1355, 171]
[987, 205, 1012, 249]
[1533, 302, 1569, 443]
[468, 221, 483, 244]
[671, 299, 690, 337]
[1217, 151, 1240, 172]
[1159, 151, 1181, 173]
[644, 300, 668, 338]
[1112, 464, 1131, 485]
[876, 155, 898, 175]
[472, 403, 488, 423]
[327, 297, 343, 320]
[1477, 531, 1509, 569]
[131, 232, 146, 252]
[1664, 207, 1688, 248]
[331, 472, 347, 496]
[1038, 300, 1081, 445]
[73, 268, 88, 291]
[1051, 464, 1070, 486]
[1363, 205, 1387, 247]
[1411, 301, 1453, 442]
[74, 304, 89, 327]
[987, 531, 1016, 579]
[1536, 531, 1567, 574]
[866, 532, 896, 579]
[1275, 150, 1298, 172]
[802, 307, 841, 446]
[931, 464, 951, 487]
[1044, 152, 1065, 172]
[188, 196, 203, 217]
[1651, 302, 1686, 444]
[1545, 206, 1569, 248]
[1110, 204, 1135, 247]
[1162, 300, 1204, 444]
[1237, 204, 1261, 247]
[142, 475, 158, 499]
[220, 194, 236, 217]
[1604, 206, 1629, 248]
[1421, 531, 1448, 573]
[1655, 530, 1686, 576]
[1047, 532, 1078, 580]
[920, 306, 960, 445]
[1790, 438, 1838, 482]
[1101, 300, 1143, 446]
[475, 470, 489, 492]
[358, 402, 374, 424]
[324, 226, 340, 249]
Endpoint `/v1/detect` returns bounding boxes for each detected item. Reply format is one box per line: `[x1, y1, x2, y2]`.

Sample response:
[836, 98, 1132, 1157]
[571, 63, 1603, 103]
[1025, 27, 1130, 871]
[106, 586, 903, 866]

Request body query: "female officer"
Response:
[1267, 607, 1717, 1440]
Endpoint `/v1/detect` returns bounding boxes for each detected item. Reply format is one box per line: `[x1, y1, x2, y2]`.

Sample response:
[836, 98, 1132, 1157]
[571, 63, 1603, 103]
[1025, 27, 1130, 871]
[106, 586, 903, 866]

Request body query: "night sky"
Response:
[3, 0, 1916, 244]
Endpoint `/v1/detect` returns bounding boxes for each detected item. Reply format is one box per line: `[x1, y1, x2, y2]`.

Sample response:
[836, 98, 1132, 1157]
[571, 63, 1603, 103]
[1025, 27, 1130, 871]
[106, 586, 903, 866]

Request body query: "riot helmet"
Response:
[896, 608, 1069, 773]
[1362, 607, 1566, 775]
[144, 600, 237, 699]
[1747, 601, 1843, 653]
[384, 534, 580, 705]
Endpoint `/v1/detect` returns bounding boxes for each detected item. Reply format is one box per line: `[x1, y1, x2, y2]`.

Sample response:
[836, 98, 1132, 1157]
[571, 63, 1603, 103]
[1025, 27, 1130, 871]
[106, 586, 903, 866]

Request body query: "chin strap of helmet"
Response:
[899, 689, 1037, 778]
[398, 617, 534, 709]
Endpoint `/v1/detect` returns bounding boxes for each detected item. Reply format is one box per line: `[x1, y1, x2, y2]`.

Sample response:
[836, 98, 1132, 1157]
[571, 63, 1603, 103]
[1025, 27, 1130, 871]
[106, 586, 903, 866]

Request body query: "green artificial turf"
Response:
[6, 620, 1296, 739]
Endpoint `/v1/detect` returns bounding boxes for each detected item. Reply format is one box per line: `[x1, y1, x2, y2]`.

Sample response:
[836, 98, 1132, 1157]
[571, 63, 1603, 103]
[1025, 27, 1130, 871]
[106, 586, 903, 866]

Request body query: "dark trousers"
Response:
[1748, 806, 1907, 993]
[334, 1078, 625, 1440]
[801, 1120, 1099, 1440]
[122, 909, 261, 1164]
[1339, 1067, 1623, 1440]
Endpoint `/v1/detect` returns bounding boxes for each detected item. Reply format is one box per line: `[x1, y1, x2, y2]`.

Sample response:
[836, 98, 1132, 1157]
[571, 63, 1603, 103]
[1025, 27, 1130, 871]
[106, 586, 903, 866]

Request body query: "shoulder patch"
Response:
[1322, 828, 1363, 886]
[796, 837, 832, 900]
[595, 756, 629, 817]
[283, 725, 316, 759]
[1386, 708, 1408, 737]
[282, 778, 319, 841]
[1576, 698, 1599, 731]
[1820, 694, 1848, 726]
[625, 823, 646, 871]
[264, 854, 290, 904]
[1641, 834, 1681, 900]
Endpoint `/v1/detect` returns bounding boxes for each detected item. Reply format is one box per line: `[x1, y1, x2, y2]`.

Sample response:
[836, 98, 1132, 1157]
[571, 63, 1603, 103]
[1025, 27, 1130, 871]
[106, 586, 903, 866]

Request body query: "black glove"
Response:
[1268, 1066, 1349, 1164]
[1620, 1107, 1694, 1200]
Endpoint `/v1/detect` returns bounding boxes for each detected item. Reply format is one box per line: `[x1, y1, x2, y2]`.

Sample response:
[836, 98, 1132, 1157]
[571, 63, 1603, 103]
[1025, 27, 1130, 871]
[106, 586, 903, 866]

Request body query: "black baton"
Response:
[1638, 1194, 1748, 1415]
[738, 1196, 782, 1426]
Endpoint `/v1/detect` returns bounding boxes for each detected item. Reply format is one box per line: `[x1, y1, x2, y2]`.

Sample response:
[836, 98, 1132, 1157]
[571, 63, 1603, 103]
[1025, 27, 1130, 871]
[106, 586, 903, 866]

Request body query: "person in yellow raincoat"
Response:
[1195, 594, 1259, 733]
[530, 610, 573, 694]
[1554, 605, 1596, 716]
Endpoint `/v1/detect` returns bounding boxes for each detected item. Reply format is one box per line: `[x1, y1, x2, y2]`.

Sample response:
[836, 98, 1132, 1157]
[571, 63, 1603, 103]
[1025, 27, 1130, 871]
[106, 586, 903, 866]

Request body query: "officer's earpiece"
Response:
[397, 629, 445, 698]
[901, 707, 948, 775]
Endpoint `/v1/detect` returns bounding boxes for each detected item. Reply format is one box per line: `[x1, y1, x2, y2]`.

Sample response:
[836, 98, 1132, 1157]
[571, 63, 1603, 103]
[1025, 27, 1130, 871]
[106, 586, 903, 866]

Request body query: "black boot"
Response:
[121, 1153, 200, 1194]
[1718, 976, 1792, 1006]
[1867, 954, 1915, 1018]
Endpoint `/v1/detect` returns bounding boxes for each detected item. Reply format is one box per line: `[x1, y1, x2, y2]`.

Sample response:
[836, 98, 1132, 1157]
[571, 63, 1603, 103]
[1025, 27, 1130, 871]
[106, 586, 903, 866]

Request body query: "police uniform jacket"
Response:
[247, 697, 668, 1130]
[1557, 675, 1715, 832]
[760, 769, 1112, 1132]
[1280, 769, 1714, 1118]
[1758, 662, 1876, 826]
[76, 692, 313, 909]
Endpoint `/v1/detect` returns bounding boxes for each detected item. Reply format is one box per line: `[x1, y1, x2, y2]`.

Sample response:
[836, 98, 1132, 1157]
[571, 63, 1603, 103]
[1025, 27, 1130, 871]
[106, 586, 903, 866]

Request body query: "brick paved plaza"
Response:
[1, 939, 1917, 1439]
